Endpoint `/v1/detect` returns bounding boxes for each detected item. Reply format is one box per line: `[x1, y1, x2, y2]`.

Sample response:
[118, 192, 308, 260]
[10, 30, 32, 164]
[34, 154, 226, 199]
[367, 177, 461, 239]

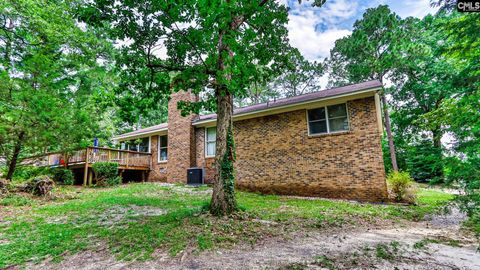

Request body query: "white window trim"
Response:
[148, 136, 151, 153]
[307, 103, 350, 136]
[157, 135, 168, 163]
[205, 127, 216, 158]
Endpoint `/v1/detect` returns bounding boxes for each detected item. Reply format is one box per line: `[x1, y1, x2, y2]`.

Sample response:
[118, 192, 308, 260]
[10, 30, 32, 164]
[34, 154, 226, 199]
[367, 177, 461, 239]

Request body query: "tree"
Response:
[235, 79, 280, 107]
[0, 0, 114, 179]
[84, 0, 326, 215]
[373, 14, 460, 181]
[428, 1, 480, 222]
[271, 49, 324, 97]
[327, 5, 405, 171]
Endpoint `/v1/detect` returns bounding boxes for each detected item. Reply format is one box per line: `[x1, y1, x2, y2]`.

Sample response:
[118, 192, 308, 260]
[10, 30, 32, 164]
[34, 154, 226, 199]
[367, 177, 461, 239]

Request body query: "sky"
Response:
[284, 0, 439, 61]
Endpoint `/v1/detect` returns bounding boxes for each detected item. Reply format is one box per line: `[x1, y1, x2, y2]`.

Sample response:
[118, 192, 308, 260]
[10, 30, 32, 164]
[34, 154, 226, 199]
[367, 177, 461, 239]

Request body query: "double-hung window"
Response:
[205, 127, 216, 157]
[158, 135, 168, 162]
[307, 103, 349, 135]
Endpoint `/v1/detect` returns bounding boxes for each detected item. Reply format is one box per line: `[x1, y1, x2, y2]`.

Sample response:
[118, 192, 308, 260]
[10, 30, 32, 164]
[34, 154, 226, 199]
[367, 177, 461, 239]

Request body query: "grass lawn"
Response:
[0, 183, 454, 268]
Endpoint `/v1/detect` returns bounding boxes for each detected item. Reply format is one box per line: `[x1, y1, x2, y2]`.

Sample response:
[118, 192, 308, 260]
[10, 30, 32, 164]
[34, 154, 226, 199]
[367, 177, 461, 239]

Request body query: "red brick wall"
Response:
[194, 127, 216, 184]
[194, 96, 387, 201]
[166, 90, 197, 183]
[148, 135, 168, 182]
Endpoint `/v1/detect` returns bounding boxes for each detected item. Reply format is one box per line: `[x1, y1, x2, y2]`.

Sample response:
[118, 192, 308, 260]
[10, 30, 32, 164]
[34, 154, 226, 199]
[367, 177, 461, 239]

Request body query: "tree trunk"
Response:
[381, 93, 399, 171]
[210, 90, 237, 215]
[431, 126, 444, 179]
[6, 132, 25, 180]
[210, 22, 238, 215]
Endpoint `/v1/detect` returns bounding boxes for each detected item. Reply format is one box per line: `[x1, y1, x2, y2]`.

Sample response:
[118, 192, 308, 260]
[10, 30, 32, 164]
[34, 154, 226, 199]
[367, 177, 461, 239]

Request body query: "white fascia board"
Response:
[193, 87, 381, 127]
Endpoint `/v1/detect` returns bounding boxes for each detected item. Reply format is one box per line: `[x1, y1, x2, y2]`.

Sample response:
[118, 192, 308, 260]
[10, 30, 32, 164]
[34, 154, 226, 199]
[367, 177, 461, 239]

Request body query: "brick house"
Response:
[114, 80, 387, 201]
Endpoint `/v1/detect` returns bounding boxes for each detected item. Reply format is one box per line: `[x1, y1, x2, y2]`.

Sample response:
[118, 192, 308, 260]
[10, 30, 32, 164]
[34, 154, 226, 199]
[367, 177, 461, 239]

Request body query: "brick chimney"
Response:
[167, 90, 198, 183]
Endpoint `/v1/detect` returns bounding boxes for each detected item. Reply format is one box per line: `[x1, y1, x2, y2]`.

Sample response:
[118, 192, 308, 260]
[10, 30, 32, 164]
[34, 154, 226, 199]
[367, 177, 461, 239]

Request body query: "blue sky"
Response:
[284, 0, 438, 61]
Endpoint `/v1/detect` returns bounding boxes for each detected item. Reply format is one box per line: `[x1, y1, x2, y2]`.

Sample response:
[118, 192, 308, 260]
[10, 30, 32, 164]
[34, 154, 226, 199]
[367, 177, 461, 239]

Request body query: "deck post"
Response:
[83, 148, 89, 186]
[88, 169, 93, 186]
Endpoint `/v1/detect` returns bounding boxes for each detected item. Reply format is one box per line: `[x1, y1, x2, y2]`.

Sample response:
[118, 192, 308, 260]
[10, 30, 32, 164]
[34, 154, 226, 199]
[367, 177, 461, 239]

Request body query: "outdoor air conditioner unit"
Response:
[187, 167, 204, 185]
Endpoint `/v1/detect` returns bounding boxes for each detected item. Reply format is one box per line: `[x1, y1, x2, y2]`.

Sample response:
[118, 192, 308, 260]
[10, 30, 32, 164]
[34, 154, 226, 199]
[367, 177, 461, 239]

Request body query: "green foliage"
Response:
[405, 139, 443, 183]
[386, 171, 417, 203]
[327, 5, 403, 84]
[424, 8, 480, 229]
[0, 0, 116, 180]
[52, 168, 74, 185]
[270, 49, 324, 98]
[92, 162, 121, 187]
[7, 166, 51, 182]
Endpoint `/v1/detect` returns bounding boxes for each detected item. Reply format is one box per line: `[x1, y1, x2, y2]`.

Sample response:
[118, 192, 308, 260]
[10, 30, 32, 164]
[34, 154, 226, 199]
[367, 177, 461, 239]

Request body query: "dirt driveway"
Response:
[28, 207, 478, 270]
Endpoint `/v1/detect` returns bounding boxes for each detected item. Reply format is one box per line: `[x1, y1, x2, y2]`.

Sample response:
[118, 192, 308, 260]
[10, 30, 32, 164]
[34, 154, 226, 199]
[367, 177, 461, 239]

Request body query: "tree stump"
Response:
[0, 179, 8, 196]
[22, 176, 55, 196]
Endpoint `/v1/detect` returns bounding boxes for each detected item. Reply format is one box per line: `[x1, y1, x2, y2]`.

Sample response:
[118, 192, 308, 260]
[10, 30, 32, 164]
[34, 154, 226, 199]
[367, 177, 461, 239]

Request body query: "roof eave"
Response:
[193, 86, 382, 127]
[112, 127, 168, 141]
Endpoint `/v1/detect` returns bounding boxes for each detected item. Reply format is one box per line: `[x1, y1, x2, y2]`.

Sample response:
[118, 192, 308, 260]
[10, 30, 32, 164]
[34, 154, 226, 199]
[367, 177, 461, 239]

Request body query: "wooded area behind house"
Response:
[0, 0, 478, 220]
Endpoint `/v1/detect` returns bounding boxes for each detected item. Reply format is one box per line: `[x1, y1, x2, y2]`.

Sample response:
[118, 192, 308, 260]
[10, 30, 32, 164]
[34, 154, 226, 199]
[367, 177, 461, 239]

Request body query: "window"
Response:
[158, 135, 168, 162]
[307, 103, 349, 135]
[205, 127, 216, 157]
[138, 137, 149, 153]
[120, 137, 150, 153]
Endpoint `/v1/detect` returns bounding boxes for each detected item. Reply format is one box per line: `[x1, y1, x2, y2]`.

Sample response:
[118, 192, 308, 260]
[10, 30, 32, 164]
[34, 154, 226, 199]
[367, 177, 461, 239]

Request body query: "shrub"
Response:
[8, 166, 51, 182]
[52, 168, 74, 185]
[387, 171, 417, 204]
[92, 162, 121, 187]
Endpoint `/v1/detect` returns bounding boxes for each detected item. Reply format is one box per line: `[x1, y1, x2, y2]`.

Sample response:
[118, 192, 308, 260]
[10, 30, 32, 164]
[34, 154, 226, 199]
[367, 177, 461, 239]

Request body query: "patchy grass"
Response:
[0, 194, 35, 206]
[413, 237, 462, 249]
[238, 188, 454, 224]
[314, 255, 337, 270]
[0, 183, 454, 268]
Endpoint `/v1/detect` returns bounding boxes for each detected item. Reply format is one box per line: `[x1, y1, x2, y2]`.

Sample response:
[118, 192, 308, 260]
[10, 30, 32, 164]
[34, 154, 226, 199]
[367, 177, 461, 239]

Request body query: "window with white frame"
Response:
[158, 135, 168, 162]
[205, 127, 216, 157]
[307, 103, 349, 135]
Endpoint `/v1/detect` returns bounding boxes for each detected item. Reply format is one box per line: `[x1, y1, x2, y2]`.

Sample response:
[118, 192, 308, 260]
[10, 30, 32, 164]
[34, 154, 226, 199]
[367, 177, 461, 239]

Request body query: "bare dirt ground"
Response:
[28, 207, 479, 270]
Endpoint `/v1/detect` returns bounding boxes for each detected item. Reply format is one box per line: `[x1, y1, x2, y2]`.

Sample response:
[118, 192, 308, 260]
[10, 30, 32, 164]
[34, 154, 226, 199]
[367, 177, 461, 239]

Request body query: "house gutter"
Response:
[193, 86, 382, 126]
[112, 127, 168, 141]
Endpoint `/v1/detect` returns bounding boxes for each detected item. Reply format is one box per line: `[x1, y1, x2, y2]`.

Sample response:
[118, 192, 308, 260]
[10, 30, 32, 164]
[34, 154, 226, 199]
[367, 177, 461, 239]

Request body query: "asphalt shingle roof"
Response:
[114, 80, 382, 139]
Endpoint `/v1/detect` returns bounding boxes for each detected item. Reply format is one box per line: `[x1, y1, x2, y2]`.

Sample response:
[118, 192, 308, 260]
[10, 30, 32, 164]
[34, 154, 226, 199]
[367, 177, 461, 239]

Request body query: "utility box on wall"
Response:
[187, 167, 204, 185]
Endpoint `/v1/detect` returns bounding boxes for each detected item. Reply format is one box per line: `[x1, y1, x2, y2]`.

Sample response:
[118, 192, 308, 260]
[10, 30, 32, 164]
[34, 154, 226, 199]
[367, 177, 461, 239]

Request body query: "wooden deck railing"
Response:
[22, 147, 152, 169]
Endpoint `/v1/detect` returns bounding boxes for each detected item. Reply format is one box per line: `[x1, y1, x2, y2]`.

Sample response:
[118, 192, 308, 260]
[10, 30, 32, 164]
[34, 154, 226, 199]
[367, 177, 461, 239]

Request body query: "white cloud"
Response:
[287, 9, 351, 61]
[390, 0, 438, 18]
[319, 0, 358, 21]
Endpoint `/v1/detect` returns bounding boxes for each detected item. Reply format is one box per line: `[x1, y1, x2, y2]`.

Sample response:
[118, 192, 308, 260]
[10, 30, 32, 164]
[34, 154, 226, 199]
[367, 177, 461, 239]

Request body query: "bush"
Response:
[387, 171, 417, 204]
[52, 168, 74, 185]
[106, 176, 122, 186]
[92, 162, 121, 187]
[7, 166, 51, 182]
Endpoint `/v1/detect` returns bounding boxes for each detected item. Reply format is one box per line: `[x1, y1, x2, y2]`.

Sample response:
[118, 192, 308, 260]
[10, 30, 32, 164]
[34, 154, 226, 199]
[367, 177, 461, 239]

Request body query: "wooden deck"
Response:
[23, 147, 152, 186]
